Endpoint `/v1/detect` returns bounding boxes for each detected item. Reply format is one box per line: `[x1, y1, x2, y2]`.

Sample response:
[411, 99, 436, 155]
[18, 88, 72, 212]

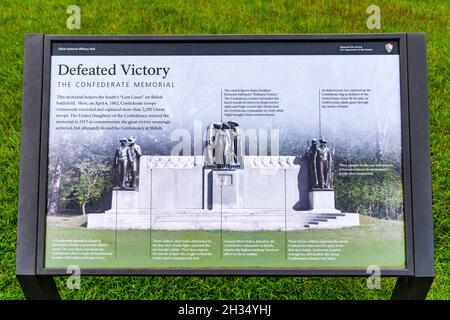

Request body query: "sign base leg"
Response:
[17, 275, 60, 300]
[391, 276, 433, 300]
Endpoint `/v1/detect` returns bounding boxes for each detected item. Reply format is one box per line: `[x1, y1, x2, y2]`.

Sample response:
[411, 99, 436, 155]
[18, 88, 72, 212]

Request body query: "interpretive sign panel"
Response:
[16, 34, 434, 299]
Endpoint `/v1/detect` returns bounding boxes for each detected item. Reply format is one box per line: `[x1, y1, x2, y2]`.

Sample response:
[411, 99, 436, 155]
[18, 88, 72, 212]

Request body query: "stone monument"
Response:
[87, 130, 358, 230]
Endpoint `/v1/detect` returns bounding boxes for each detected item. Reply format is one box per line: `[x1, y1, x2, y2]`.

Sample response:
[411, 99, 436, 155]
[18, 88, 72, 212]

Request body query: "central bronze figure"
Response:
[306, 137, 333, 190]
[205, 121, 244, 169]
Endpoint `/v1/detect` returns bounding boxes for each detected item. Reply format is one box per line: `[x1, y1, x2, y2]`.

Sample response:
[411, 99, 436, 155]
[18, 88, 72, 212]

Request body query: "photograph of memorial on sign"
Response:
[45, 41, 406, 270]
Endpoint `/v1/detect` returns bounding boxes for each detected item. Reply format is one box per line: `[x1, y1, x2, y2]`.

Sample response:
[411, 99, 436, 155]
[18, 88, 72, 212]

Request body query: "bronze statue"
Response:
[228, 121, 243, 166]
[305, 137, 333, 189]
[205, 121, 243, 169]
[307, 138, 319, 188]
[127, 136, 142, 188]
[317, 138, 332, 189]
[214, 122, 232, 168]
[115, 138, 132, 189]
[205, 123, 221, 166]
[204, 121, 244, 168]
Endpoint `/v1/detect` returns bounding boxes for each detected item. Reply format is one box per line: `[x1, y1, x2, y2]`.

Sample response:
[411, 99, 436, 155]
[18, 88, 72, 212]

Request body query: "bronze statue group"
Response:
[306, 138, 333, 189]
[114, 136, 142, 189]
[205, 121, 243, 169]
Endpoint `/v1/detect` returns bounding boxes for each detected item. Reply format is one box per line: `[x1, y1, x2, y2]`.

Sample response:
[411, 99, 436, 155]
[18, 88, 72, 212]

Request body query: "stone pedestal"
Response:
[212, 169, 241, 209]
[308, 189, 341, 213]
[105, 189, 139, 214]
[203, 169, 244, 210]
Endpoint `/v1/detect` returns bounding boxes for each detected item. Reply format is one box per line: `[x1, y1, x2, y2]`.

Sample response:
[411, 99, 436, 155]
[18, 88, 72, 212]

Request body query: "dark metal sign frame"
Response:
[16, 34, 434, 300]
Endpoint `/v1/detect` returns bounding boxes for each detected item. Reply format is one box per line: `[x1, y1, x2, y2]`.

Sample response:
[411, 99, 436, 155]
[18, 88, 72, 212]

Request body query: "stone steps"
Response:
[87, 211, 359, 231]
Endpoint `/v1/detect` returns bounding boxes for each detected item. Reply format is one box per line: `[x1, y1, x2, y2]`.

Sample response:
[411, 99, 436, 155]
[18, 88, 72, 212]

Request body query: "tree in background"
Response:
[47, 138, 81, 216]
[47, 132, 116, 215]
[71, 156, 112, 215]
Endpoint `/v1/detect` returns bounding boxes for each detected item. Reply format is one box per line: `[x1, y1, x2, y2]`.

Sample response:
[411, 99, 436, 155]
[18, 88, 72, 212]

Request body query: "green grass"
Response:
[0, 0, 448, 299]
[44, 216, 405, 269]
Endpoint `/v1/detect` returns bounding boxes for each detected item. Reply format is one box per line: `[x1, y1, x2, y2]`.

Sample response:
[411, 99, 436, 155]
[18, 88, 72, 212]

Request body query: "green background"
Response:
[0, 0, 448, 299]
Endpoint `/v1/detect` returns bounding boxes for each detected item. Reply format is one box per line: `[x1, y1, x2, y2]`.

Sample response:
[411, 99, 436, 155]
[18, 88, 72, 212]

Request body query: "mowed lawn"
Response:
[0, 0, 448, 299]
[44, 216, 405, 270]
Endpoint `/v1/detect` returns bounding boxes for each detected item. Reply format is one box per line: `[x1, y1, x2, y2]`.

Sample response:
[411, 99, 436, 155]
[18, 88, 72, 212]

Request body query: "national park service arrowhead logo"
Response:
[385, 42, 394, 53]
